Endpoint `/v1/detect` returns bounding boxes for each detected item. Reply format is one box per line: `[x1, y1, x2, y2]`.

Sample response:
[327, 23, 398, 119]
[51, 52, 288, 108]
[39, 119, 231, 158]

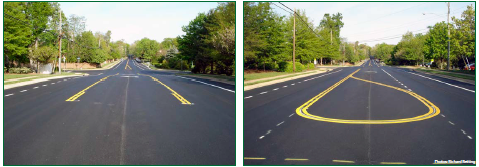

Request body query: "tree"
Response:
[4, 2, 31, 67]
[29, 46, 56, 73]
[452, 4, 475, 68]
[424, 22, 451, 69]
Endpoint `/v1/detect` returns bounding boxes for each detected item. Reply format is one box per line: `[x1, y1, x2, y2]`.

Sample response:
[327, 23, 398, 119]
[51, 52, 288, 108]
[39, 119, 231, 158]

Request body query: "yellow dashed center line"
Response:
[66, 74, 118, 101]
[244, 157, 266, 160]
[333, 160, 355, 163]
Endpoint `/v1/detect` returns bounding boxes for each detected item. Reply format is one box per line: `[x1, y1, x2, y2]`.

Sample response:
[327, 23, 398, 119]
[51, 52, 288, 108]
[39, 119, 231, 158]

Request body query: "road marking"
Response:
[283, 86, 288, 88]
[291, 83, 295, 85]
[42, 85, 47, 86]
[20, 90, 27, 92]
[175, 76, 235, 93]
[404, 86, 407, 88]
[57, 81, 61, 83]
[273, 88, 279, 91]
[33, 87, 39, 89]
[140, 74, 192, 104]
[333, 160, 355, 163]
[461, 129, 466, 134]
[276, 121, 284, 126]
[405, 71, 475, 93]
[408, 89, 413, 91]
[245, 96, 253, 99]
[5, 94, 14, 97]
[244, 157, 266, 160]
[266, 130, 271, 135]
[51, 83, 55, 84]
[380, 162, 406, 165]
[441, 114, 445, 117]
[296, 69, 440, 124]
[260, 92, 268, 94]
[467, 136, 472, 139]
[289, 113, 295, 117]
[66, 74, 118, 101]
[285, 158, 309, 161]
[448, 121, 455, 125]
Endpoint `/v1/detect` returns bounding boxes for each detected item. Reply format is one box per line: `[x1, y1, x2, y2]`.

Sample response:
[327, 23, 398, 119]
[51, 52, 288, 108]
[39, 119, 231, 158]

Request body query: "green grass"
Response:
[446, 70, 475, 75]
[416, 69, 475, 80]
[244, 70, 323, 86]
[244, 70, 319, 81]
[177, 73, 235, 82]
[4, 73, 82, 85]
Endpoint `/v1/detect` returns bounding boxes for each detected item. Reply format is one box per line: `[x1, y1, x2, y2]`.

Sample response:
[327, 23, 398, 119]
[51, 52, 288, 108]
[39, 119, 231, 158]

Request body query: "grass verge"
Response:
[416, 69, 475, 80]
[244, 70, 318, 81]
[244, 70, 324, 86]
[4, 73, 82, 85]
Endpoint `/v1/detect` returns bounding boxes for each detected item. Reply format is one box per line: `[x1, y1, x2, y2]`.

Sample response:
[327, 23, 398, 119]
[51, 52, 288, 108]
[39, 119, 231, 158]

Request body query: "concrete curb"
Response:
[4, 75, 84, 90]
[244, 69, 334, 91]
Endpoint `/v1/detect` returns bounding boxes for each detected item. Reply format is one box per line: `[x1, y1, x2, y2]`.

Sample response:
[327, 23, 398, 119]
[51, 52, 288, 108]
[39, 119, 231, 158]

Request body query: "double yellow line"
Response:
[296, 69, 440, 124]
[66, 73, 119, 101]
[138, 73, 191, 105]
[125, 60, 132, 70]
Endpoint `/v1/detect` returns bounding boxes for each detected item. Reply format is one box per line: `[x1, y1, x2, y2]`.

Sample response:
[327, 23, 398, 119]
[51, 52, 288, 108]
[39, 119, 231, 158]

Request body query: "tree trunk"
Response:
[37, 61, 39, 74]
[320, 57, 323, 66]
[263, 59, 265, 71]
[210, 62, 214, 74]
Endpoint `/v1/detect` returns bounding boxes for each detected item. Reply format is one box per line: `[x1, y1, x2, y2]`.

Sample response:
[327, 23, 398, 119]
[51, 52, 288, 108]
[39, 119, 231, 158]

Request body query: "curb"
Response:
[4, 75, 84, 90]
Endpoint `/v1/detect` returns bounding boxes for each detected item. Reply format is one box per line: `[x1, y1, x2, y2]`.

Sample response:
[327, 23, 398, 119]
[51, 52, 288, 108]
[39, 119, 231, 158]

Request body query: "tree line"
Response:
[4, 2, 128, 73]
[130, 2, 235, 76]
[244, 2, 370, 72]
[373, 5, 475, 70]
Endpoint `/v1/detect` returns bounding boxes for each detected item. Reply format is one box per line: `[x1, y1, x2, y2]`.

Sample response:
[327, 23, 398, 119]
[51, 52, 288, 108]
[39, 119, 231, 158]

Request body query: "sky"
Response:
[59, 2, 219, 44]
[272, 2, 474, 46]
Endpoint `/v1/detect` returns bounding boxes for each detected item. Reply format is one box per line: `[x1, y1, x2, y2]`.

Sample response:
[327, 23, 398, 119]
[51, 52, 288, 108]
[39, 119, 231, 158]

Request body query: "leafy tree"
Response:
[4, 2, 31, 67]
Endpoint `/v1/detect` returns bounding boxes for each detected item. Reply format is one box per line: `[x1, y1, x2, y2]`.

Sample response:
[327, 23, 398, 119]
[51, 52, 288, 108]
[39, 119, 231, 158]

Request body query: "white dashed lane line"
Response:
[259, 92, 268, 95]
[5, 94, 14, 97]
[244, 96, 253, 99]
[273, 88, 279, 91]
[448, 121, 455, 125]
[176, 76, 235, 93]
[42, 85, 47, 87]
[382, 68, 413, 92]
[283, 86, 288, 88]
[33, 87, 39, 89]
[276, 121, 285, 126]
[20, 90, 27, 92]
[401, 70, 475, 93]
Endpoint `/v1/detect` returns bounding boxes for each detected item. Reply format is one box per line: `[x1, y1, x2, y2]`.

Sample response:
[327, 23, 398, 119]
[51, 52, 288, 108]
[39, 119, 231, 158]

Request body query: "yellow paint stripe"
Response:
[65, 74, 116, 101]
[285, 158, 309, 161]
[141, 74, 192, 105]
[333, 160, 355, 163]
[295, 69, 440, 124]
[244, 157, 266, 160]
[381, 162, 407, 165]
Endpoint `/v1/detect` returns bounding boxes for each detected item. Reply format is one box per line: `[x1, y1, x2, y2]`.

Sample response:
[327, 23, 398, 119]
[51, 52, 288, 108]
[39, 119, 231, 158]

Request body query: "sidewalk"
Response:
[4, 74, 84, 90]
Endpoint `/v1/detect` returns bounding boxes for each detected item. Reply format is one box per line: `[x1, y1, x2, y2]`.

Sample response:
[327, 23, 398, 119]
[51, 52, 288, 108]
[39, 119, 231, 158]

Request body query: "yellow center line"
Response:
[244, 157, 266, 160]
[381, 162, 407, 165]
[295, 69, 440, 124]
[333, 160, 355, 163]
[138, 73, 191, 105]
[65, 74, 118, 101]
[285, 158, 309, 161]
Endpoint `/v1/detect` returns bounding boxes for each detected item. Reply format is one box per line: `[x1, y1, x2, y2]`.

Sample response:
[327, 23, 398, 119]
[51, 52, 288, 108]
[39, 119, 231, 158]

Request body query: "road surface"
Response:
[4, 57, 235, 165]
[244, 59, 475, 165]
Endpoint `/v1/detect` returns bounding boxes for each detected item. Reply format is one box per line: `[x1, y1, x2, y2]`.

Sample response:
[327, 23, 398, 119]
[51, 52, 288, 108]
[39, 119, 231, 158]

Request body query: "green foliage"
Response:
[372, 43, 394, 60]
[306, 63, 315, 70]
[8, 67, 32, 74]
[278, 61, 304, 72]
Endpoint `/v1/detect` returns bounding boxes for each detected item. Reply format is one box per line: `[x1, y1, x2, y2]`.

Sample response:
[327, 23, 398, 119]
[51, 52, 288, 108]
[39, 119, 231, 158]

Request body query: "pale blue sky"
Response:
[59, 2, 219, 44]
[272, 2, 475, 46]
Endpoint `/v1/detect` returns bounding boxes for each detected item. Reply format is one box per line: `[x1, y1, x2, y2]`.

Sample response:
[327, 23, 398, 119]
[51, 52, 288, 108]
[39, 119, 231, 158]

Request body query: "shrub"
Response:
[258, 62, 275, 70]
[306, 63, 315, 70]
[278, 61, 304, 72]
[9, 67, 32, 74]
[4, 67, 7, 73]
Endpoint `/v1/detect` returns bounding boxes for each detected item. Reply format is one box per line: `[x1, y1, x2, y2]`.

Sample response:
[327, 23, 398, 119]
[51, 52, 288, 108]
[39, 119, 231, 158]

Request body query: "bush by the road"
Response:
[278, 61, 304, 72]
[8, 67, 32, 74]
[306, 63, 315, 70]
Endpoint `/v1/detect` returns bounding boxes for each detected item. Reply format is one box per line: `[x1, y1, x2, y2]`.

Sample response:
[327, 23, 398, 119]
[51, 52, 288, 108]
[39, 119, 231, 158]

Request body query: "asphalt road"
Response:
[244, 59, 475, 165]
[4, 57, 235, 165]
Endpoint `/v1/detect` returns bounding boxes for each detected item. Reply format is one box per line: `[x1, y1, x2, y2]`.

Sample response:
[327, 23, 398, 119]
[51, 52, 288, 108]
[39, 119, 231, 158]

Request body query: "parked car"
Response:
[423, 62, 433, 67]
[464, 63, 475, 70]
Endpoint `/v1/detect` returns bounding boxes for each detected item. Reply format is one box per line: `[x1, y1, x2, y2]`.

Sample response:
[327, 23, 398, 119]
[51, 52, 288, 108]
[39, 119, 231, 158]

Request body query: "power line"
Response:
[4, 12, 30, 26]
[356, 28, 428, 43]
[278, 2, 321, 38]
[271, 2, 292, 15]
[349, 2, 427, 26]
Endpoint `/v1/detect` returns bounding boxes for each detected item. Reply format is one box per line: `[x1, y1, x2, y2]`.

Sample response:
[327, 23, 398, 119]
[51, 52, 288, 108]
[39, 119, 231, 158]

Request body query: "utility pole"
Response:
[293, 8, 296, 72]
[446, 2, 450, 71]
[58, 9, 62, 74]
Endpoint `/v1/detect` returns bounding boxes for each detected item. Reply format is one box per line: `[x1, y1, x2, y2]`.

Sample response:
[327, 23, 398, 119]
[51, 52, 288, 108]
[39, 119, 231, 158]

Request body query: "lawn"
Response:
[4, 73, 82, 85]
[416, 69, 475, 80]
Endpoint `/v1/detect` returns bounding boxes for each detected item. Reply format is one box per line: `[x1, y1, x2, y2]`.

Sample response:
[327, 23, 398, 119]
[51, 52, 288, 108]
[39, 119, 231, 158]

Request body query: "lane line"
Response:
[285, 158, 309, 161]
[66, 74, 118, 101]
[245, 96, 253, 99]
[404, 70, 475, 93]
[244, 157, 266, 160]
[175, 76, 235, 93]
[276, 121, 284, 126]
[259, 136, 264, 139]
[33, 87, 39, 89]
[140, 74, 192, 104]
[333, 160, 355, 163]
[42, 85, 47, 87]
[467, 136, 472, 139]
[5, 94, 14, 97]
[289, 113, 294, 117]
[20, 90, 27, 92]
[273, 88, 279, 91]
[259, 92, 268, 94]
[283, 86, 288, 88]
[448, 121, 455, 125]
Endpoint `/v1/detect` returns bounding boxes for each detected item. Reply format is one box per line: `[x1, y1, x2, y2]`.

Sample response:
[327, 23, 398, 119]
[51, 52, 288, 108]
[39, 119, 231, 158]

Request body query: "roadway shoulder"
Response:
[398, 67, 475, 85]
